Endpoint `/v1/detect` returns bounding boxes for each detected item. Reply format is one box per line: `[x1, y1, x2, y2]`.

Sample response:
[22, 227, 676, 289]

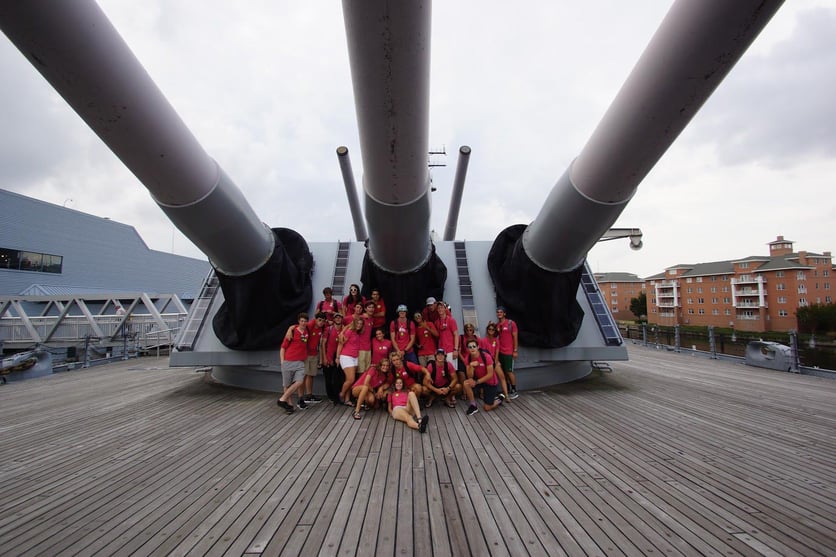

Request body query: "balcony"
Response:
[734, 301, 766, 309]
[656, 301, 677, 308]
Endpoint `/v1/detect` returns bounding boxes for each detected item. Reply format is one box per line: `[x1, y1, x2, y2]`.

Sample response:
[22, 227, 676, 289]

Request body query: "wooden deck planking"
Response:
[0, 347, 834, 556]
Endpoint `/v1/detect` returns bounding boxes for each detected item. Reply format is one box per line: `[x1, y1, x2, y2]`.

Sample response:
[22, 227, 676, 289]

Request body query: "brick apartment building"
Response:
[641, 236, 833, 332]
[593, 272, 646, 322]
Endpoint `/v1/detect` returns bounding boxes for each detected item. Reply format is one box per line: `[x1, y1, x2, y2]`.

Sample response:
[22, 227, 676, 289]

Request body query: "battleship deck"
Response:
[0, 346, 834, 556]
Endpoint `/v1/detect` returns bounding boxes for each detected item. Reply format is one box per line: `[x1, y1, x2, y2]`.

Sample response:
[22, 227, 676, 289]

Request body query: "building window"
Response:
[797, 272, 806, 280]
[698, 309, 705, 315]
[696, 277, 703, 283]
[777, 283, 786, 291]
[688, 309, 694, 314]
[739, 262, 749, 269]
[776, 271, 784, 278]
[824, 270, 830, 277]
[826, 296, 832, 303]
[0, 247, 63, 274]
[686, 278, 692, 283]
[799, 299, 808, 307]
[710, 287, 717, 293]
[712, 309, 719, 315]
[722, 286, 730, 292]
[778, 310, 789, 317]
[687, 298, 693, 305]
[724, 309, 731, 315]
[687, 287, 693, 293]
[826, 283, 831, 290]
[697, 298, 704, 304]
[697, 287, 703, 293]
[712, 298, 718, 304]
[724, 297, 731, 304]
[778, 296, 787, 304]
[798, 285, 807, 294]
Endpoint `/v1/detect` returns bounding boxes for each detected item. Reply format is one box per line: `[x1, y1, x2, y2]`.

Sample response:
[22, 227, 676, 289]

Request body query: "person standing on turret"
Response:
[413, 311, 438, 366]
[495, 306, 520, 398]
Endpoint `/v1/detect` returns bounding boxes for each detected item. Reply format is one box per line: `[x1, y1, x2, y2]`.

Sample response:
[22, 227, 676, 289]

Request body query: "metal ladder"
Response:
[174, 270, 220, 351]
[454, 241, 479, 330]
[331, 242, 351, 297]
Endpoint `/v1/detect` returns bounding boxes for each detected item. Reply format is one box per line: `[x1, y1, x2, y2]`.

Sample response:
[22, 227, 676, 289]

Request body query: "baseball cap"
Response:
[397, 304, 408, 312]
[435, 348, 446, 355]
[426, 297, 436, 305]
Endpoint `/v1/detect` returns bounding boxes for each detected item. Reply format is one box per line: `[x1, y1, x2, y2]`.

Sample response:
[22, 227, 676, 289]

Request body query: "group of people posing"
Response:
[276, 285, 520, 432]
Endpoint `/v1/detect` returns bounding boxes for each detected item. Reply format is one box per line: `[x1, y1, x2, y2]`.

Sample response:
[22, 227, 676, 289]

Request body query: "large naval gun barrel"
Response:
[342, 0, 447, 318]
[0, 1, 313, 350]
[489, 0, 783, 348]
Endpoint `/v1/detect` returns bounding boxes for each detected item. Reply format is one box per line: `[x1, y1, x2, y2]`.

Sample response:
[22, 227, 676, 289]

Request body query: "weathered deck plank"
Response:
[1, 346, 834, 556]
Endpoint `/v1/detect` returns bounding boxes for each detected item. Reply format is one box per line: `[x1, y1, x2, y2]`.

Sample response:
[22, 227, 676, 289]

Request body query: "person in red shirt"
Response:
[371, 327, 394, 366]
[390, 304, 417, 363]
[480, 321, 511, 402]
[345, 302, 365, 331]
[351, 358, 393, 419]
[495, 306, 520, 398]
[300, 312, 326, 404]
[370, 288, 386, 330]
[462, 339, 503, 415]
[316, 287, 342, 324]
[413, 311, 438, 366]
[421, 297, 440, 324]
[422, 348, 461, 408]
[277, 313, 310, 414]
[322, 313, 345, 404]
[342, 283, 363, 313]
[388, 376, 429, 433]
[357, 301, 376, 373]
[458, 322, 480, 385]
[388, 352, 426, 398]
[337, 316, 366, 405]
[434, 301, 459, 366]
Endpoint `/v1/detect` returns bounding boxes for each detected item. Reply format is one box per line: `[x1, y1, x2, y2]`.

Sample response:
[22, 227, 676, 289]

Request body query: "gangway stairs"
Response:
[454, 241, 479, 330]
[174, 271, 220, 351]
[580, 262, 623, 346]
[331, 242, 351, 298]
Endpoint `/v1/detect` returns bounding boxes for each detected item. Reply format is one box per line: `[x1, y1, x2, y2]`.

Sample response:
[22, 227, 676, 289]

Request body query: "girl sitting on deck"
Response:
[388, 377, 429, 433]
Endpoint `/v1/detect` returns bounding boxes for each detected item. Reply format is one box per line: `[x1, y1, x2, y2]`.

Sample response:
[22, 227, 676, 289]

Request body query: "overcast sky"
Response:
[2, 1, 834, 279]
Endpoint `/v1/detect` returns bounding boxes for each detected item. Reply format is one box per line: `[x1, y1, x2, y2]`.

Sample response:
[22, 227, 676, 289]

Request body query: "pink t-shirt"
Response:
[371, 338, 394, 365]
[388, 390, 410, 408]
[415, 322, 438, 356]
[497, 318, 518, 355]
[466, 350, 498, 386]
[390, 318, 415, 351]
[435, 315, 458, 353]
[340, 328, 363, 358]
[353, 365, 390, 390]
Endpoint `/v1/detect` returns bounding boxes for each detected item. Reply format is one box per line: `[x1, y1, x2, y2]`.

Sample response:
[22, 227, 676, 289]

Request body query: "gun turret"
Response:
[1, 0, 784, 390]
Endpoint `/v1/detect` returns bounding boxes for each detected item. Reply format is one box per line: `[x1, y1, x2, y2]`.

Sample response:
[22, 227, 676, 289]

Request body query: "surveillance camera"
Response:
[629, 236, 643, 250]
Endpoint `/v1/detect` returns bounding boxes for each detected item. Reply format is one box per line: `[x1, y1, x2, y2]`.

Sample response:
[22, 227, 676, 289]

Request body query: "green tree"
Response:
[629, 292, 647, 321]
[796, 303, 836, 334]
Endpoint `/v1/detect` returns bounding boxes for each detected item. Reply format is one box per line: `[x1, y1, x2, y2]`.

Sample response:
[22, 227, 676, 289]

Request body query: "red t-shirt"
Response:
[372, 299, 386, 329]
[435, 315, 458, 353]
[340, 328, 363, 358]
[388, 390, 410, 408]
[480, 336, 500, 360]
[281, 325, 308, 362]
[306, 321, 324, 357]
[371, 337, 394, 365]
[317, 298, 342, 321]
[390, 318, 415, 351]
[391, 361, 423, 387]
[358, 315, 374, 350]
[415, 322, 438, 356]
[353, 365, 390, 390]
[466, 350, 498, 386]
[324, 324, 340, 361]
[497, 318, 518, 355]
[427, 359, 456, 387]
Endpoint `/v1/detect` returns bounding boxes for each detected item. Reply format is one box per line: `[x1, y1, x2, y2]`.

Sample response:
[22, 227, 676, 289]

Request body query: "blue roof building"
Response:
[1, 189, 210, 299]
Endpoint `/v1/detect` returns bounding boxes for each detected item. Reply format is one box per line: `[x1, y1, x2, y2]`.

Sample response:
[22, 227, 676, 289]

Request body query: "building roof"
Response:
[593, 272, 644, 283]
[679, 260, 736, 277]
[1, 189, 211, 298]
